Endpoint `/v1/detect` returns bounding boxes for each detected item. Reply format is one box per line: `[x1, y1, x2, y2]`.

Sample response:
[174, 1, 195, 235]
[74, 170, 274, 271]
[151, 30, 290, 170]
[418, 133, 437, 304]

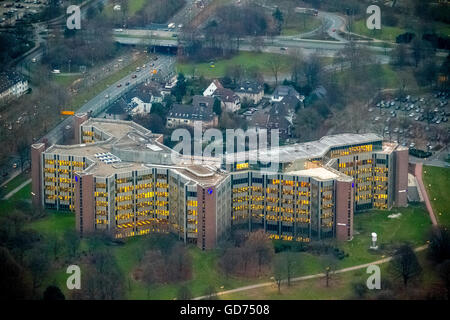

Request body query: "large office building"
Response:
[31, 116, 408, 249]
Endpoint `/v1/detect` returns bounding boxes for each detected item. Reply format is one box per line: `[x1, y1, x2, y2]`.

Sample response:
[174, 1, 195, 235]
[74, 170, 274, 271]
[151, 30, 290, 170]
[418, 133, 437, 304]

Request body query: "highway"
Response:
[42, 54, 175, 145]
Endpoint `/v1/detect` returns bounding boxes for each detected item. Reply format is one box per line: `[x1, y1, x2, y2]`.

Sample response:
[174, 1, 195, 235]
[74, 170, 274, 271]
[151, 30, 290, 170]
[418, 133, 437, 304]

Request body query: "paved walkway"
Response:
[193, 245, 429, 300]
[1, 179, 31, 200]
[414, 163, 438, 226]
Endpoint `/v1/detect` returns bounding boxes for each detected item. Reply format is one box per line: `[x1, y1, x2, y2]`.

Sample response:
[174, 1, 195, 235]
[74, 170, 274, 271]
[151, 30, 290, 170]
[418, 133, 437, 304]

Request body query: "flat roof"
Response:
[288, 167, 340, 181]
[225, 133, 383, 163]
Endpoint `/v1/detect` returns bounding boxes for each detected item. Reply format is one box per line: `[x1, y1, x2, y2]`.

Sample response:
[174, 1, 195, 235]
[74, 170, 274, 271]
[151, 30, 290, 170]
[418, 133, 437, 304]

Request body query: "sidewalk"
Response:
[1, 179, 31, 200]
[414, 163, 438, 226]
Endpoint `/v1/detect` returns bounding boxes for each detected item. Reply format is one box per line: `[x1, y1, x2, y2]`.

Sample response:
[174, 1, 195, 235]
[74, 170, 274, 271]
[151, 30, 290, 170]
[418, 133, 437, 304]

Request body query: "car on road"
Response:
[131, 74, 137, 79]
[125, 82, 130, 86]
[31, 58, 37, 63]
[105, 94, 109, 99]
[280, 47, 287, 51]
[117, 84, 122, 87]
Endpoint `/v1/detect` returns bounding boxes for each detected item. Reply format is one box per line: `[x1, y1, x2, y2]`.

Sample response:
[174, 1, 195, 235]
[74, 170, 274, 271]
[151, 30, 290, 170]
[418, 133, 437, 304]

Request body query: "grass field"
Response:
[281, 13, 322, 36]
[176, 52, 294, 79]
[1, 172, 30, 195]
[103, 0, 147, 18]
[423, 165, 450, 227]
[353, 19, 406, 42]
[52, 74, 82, 88]
[220, 250, 436, 299]
[335, 63, 421, 91]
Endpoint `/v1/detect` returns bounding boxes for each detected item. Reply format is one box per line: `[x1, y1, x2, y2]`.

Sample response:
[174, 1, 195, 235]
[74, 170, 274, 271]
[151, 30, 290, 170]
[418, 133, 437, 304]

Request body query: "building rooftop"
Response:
[225, 133, 384, 164]
[0, 71, 27, 93]
[235, 80, 263, 94]
[168, 103, 216, 121]
[288, 167, 345, 181]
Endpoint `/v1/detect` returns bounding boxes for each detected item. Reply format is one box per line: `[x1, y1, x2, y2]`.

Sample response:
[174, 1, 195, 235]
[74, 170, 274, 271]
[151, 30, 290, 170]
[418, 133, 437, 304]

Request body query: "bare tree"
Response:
[322, 255, 338, 288]
[267, 55, 284, 86]
[389, 244, 422, 288]
[273, 255, 285, 293]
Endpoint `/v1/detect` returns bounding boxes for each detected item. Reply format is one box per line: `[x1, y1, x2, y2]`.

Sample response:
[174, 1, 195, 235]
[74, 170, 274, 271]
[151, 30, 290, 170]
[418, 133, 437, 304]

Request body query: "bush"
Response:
[409, 148, 432, 158]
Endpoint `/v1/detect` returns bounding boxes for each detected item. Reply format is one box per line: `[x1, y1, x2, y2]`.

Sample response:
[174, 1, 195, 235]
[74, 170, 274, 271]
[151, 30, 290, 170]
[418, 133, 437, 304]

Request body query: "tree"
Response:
[246, 230, 275, 273]
[290, 49, 304, 85]
[213, 98, 222, 116]
[389, 244, 422, 288]
[437, 260, 450, 300]
[250, 36, 264, 53]
[322, 255, 338, 288]
[428, 227, 450, 264]
[25, 244, 50, 295]
[273, 255, 285, 293]
[43, 285, 65, 300]
[172, 73, 187, 103]
[280, 251, 296, 287]
[304, 53, 323, 90]
[415, 58, 438, 87]
[272, 7, 284, 33]
[203, 285, 218, 300]
[391, 43, 409, 66]
[0, 246, 32, 299]
[64, 230, 80, 259]
[267, 55, 284, 86]
[177, 285, 192, 300]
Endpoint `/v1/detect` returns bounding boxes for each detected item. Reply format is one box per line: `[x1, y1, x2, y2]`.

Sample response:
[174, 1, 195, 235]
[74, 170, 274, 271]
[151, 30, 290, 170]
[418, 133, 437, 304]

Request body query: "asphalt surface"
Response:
[42, 54, 175, 145]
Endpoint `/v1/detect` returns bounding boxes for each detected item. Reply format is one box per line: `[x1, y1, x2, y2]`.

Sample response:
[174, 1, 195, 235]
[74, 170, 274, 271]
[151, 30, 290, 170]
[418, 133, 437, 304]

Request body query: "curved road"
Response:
[193, 244, 429, 300]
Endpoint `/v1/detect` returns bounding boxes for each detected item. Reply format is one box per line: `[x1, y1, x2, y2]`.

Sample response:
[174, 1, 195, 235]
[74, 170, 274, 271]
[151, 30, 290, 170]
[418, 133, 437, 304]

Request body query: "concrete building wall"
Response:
[394, 148, 409, 207]
[335, 180, 354, 241]
[197, 185, 217, 250]
[75, 173, 95, 236]
[74, 113, 88, 144]
[31, 143, 45, 207]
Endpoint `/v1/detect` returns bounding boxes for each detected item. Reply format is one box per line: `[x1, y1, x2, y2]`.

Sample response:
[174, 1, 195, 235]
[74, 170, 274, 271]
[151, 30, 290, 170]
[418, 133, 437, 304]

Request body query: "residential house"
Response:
[166, 95, 218, 129]
[214, 87, 241, 112]
[271, 85, 302, 103]
[0, 71, 28, 101]
[203, 79, 223, 96]
[203, 79, 241, 112]
[235, 80, 264, 105]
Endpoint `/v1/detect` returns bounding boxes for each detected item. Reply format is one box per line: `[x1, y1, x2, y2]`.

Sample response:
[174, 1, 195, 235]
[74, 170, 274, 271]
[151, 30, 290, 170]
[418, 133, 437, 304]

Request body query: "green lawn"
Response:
[281, 13, 322, 36]
[352, 19, 406, 42]
[423, 166, 450, 227]
[52, 74, 82, 88]
[27, 211, 75, 238]
[176, 52, 294, 79]
[220, 250, 436, 300]
[335, 63, 404, 89]
[336, 204, 431, 268]
[103, 0, 147, 18]
[1, 172, 30, 195]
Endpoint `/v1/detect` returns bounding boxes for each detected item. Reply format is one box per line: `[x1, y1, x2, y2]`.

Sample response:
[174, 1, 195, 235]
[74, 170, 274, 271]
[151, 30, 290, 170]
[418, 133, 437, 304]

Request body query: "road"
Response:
[42, 54, 175, 145]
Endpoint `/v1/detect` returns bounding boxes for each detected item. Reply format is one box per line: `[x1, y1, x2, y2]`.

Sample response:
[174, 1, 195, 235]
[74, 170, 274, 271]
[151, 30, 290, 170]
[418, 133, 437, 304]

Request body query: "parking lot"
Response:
[0, 0, 48, 26]
[368, 91, 450, 151]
